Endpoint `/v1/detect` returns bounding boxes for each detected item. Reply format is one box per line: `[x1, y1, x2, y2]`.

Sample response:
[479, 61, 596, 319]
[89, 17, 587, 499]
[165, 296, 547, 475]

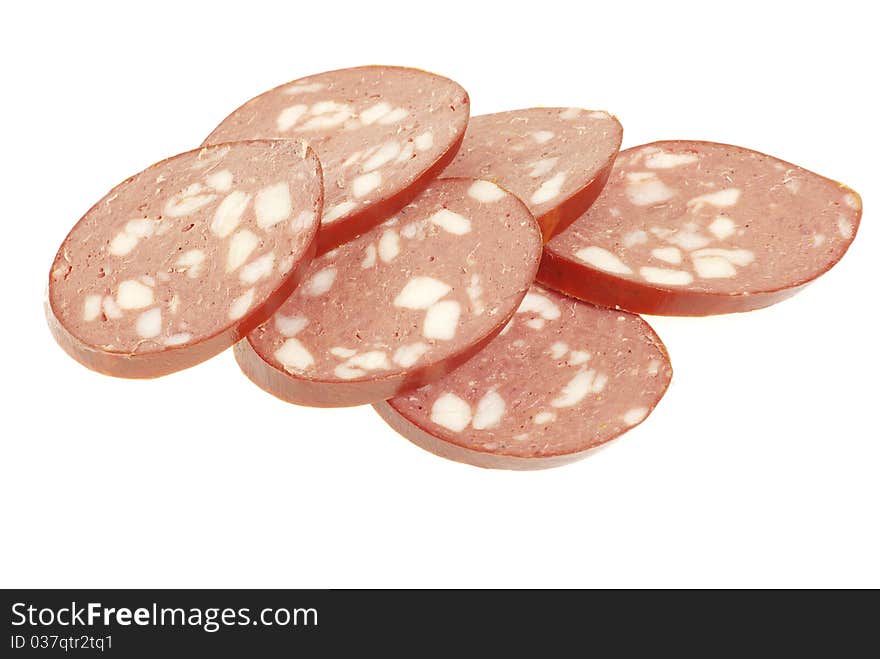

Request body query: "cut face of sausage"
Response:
[47, 141, 323, 378]
[374, 285, 672, 470]
[442, 108, 622, 240]
[203, 66, 469, 253]
[540, 141, 862, 315]
[235, 178, 543, 407]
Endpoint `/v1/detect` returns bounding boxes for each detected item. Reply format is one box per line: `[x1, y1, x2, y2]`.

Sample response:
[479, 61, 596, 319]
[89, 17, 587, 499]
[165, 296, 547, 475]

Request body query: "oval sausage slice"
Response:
[235, 178, 543, 407]
[442, 108, 622, 240]
[540, 141, 862, 315]
[204, 66, 469, 253]
[374, 285, 672, 470]
[48, 140, 323, 378]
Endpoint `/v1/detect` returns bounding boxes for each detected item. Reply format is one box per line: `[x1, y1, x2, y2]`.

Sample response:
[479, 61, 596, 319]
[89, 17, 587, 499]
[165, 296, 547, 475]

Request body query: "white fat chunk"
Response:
[393, 342, 429, 368]
[334, 364, 366, 380]
[568, 350, 590, 366]
[472, 390, 506, 430]
[378, 107, 408, 125]
[691, 248, 755, 267]
[228, 288, 255, 320]
[164, 333, 192, 346]
[466, 274, 484, 315]
[843, 192, 861, 210]
[275, 313, 308, 337]
[396, 141, 415, 163]
[549, 342, 569, 359]
[276, 104, 308, 131]
[290, 210, 315, 233]
[414, 132, 434, 151]
[551, 370, 596, 408]
[361, 244, 377, 269]
[302, 267, 337, 296]
[534, 411, 557, 425]
[693, 255, 737, 278]
[639, 267, 694, 286]
[708, 216, 737, 240]
[205, 169, 234, 192]
[687, 188, 741, 208]
[125, 218, 155, 237]
[623, 230, 648, 248]
[430, 393, 472, 432]
[192, 146, 230, 169]
[83, 294, 103, 321]
[378, 229, 401, 263]
[352, 171, 382, 198]
[116, 279, 154, 309]
[255, 182, 292, 229]
[239, 252, 275, 284]
[644, 151, 699, 169]
[667, 229, 711, 251]
[283, 82, 326, 95]
[323, 201, 356, 224]
[467, 180, 505, 203]
[299, 111, 351, 130]
[310, 100, 349, 115]
[347, 351, 391, 371]
[651, 246, 683, 265]
[574, 246, 633, 275]
[175, 250, 204, 266]
[394, 277, 451, 309]
[135, 307, 162, 338]
[226, 229, 260, 273]
[362, 142, 401, 172]
[517, 292, 561, 320]
[275, 338, 314, 372]
[528, 157, 558, 178]
[212, 191, 251, 238]
[176, 249, 206, 279]
[109, 231, 139, 256]
[102, 296, 123, 319]
[360, 102, 391, 125]
[623, 407, 648, 426]
[626, 175, 675, 206]
[429, 209, 471, 235]
[423, 300, 461, 340]
[164, 183, 216, 217]
[531, 172, 566, 205]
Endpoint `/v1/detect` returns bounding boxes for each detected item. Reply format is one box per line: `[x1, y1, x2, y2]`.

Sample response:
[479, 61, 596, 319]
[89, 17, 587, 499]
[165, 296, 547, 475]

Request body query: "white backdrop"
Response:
[1, 0, 876, 588]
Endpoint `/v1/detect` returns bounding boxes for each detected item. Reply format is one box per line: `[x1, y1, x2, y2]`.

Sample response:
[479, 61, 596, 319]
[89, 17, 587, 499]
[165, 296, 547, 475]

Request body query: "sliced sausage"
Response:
[203, 66, 469, 253]
[235, 178, 543, 407]
[540, 141, 862, 315]
[442, 108, 622, 240]
[47, 140, 323, 378]
[374, 285, 672, 470]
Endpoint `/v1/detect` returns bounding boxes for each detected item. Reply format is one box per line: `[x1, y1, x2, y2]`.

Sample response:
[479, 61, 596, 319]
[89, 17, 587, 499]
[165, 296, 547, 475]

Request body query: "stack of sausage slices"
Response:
[47, 66, 862, 469]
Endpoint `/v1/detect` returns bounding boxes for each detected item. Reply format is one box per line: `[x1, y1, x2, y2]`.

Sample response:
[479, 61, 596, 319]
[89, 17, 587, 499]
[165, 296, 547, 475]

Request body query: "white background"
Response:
[1, 1, 877, 588]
